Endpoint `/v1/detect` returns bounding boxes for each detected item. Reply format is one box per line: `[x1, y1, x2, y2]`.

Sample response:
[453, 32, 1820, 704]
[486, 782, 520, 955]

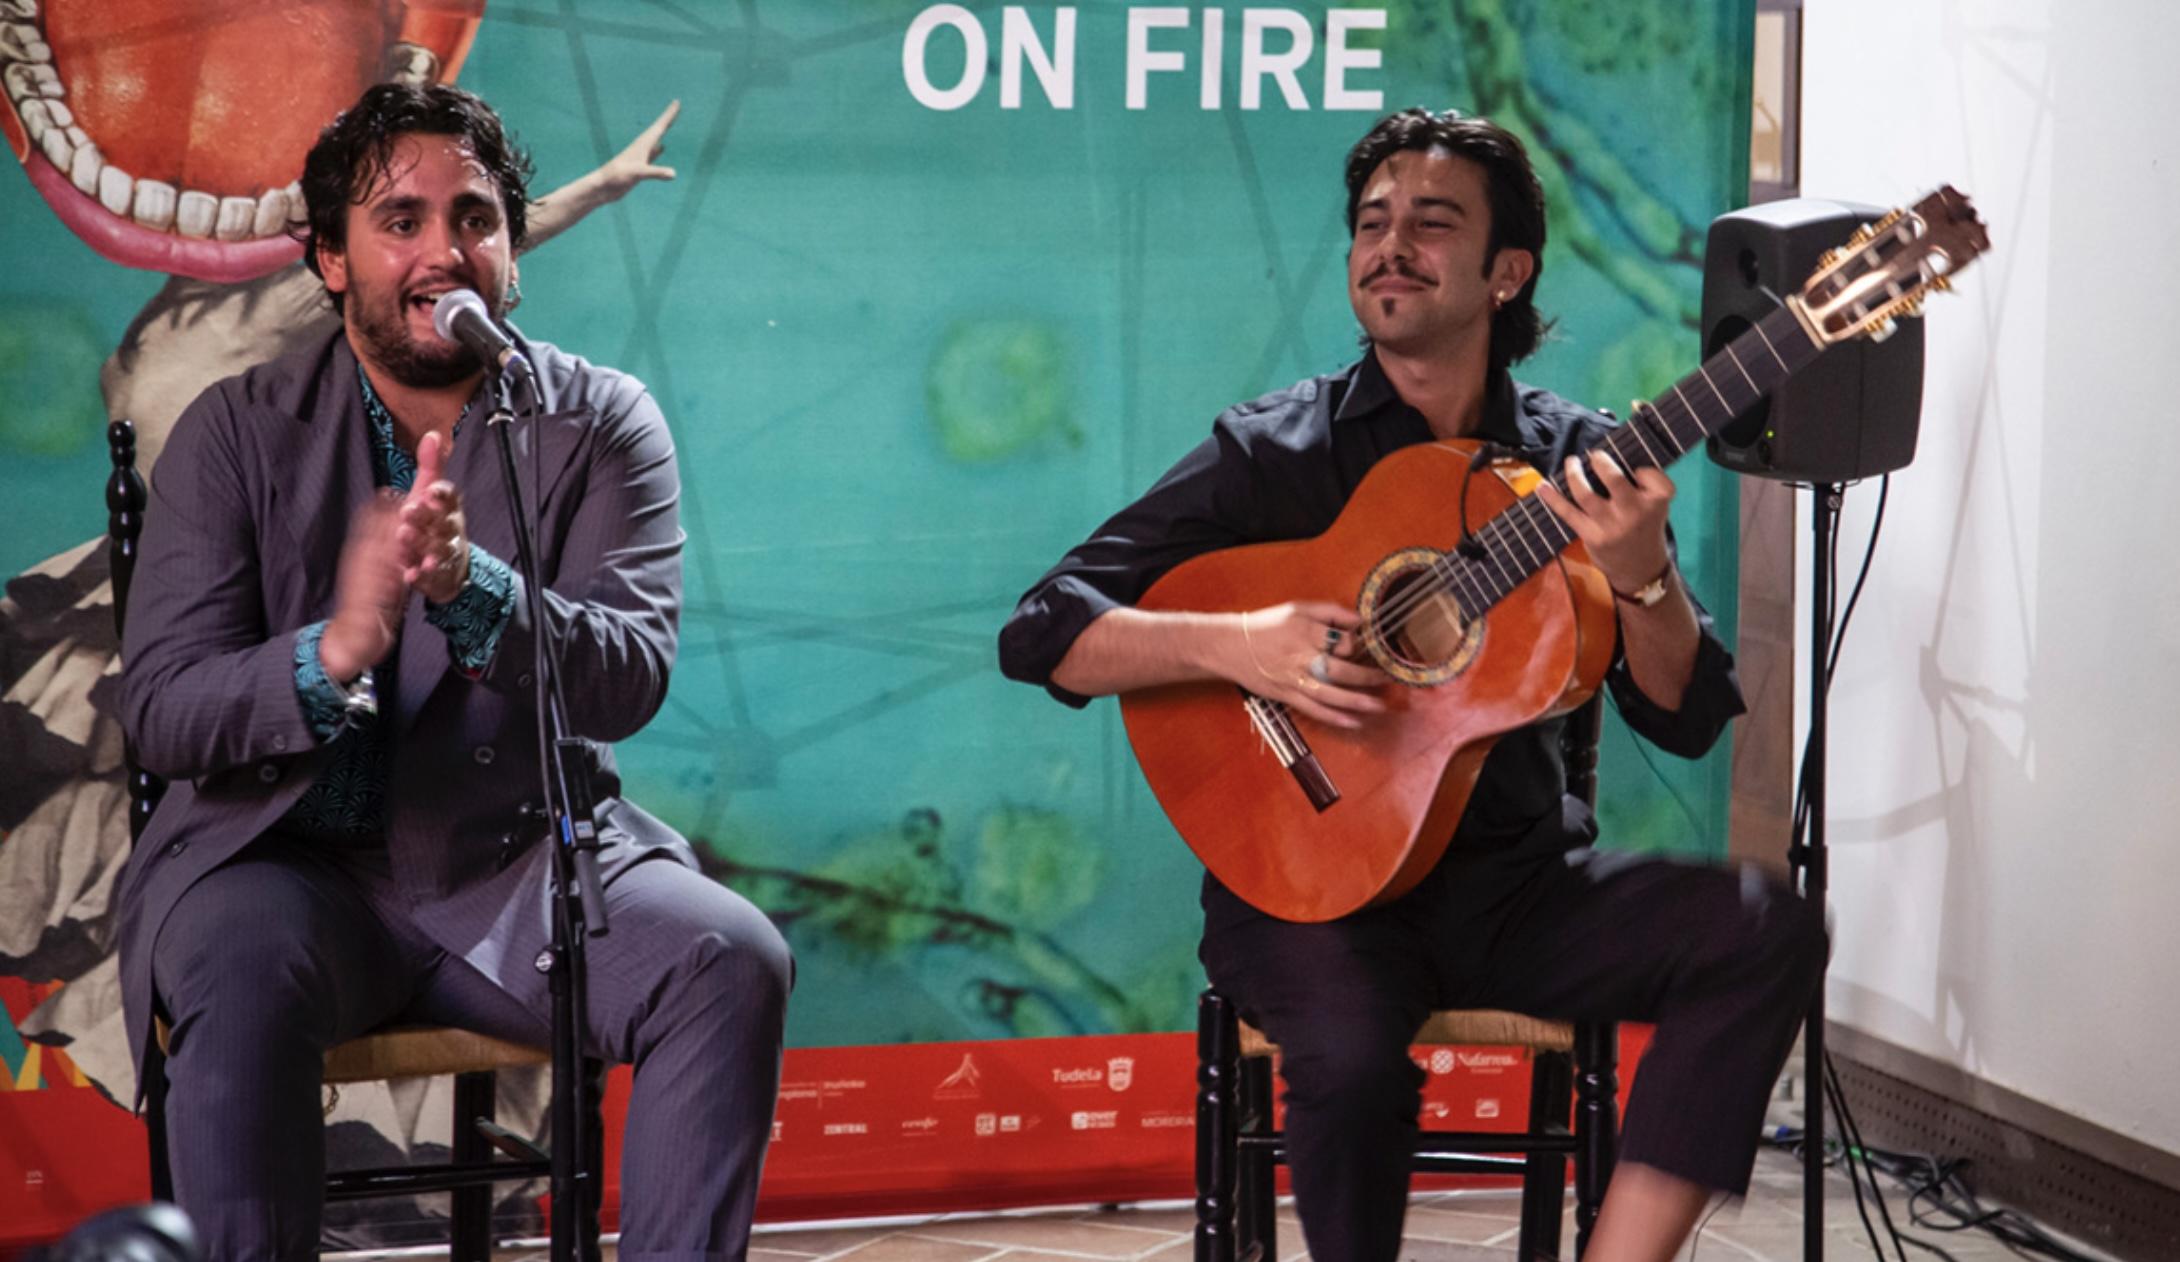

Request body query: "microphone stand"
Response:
[485, 369, 611, 1262]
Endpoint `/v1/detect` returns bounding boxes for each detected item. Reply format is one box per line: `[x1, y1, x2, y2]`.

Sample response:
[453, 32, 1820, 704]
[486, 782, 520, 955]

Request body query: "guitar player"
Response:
[997, 109, 1826, 1262]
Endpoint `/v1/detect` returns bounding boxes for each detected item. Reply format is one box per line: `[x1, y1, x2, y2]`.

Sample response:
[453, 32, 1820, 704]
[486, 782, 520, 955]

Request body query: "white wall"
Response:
[1801, 0, 2180, 1155]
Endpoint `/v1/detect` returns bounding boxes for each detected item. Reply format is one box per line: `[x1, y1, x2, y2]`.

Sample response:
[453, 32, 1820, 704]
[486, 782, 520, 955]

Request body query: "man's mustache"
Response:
[1360, 260, 1434, 286]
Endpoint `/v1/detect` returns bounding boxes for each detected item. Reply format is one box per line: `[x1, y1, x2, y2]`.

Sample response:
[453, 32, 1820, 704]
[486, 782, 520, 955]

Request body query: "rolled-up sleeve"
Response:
[1602, 572, 1745, 759]
[999, 418, 1266, 708]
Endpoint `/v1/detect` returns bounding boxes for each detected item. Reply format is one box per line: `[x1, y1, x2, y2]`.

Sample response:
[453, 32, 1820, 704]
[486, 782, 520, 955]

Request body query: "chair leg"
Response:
[1237, 1054, 1277, 1258]
[1195, 990, 1240, 1262]
[449, 1070, 497, 1262]
[143, 1043, 175, 1203]
[1517, 1050, 1573, 1261]
[1572, 1024, 1620, 1258]
[582, 1058, 606, 1262]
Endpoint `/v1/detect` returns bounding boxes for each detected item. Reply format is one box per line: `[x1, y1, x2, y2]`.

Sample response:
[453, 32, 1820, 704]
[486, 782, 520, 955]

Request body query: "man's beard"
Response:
[351, 287, 482, 389]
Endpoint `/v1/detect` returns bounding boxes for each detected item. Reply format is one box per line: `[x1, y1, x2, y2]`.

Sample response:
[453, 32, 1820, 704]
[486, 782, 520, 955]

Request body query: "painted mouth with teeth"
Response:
[1, 0, 483, 282]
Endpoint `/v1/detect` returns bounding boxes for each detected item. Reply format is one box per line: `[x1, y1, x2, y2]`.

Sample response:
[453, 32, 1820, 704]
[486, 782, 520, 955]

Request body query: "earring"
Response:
[506, 276, 524, 312]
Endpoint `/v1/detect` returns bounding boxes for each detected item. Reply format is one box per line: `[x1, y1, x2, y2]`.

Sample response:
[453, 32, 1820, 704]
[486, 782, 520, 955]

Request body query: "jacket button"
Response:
[165, 840, 188, 857]
[271, 734, 290, 753]
[257, 763, 281, 784]
[473, 745, 496, 765]
[516, 672, 535, 688]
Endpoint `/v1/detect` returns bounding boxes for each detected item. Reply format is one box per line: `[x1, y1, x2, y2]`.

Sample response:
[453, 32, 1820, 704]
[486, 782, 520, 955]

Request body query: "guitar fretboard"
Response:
[1431, 303, 1820, 619]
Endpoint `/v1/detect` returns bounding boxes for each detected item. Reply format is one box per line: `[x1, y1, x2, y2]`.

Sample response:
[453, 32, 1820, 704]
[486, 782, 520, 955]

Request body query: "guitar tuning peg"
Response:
[1819, 247, 1846, 270]
[1865, 317, 1897, 343]
[1930, 275, 1954, 293]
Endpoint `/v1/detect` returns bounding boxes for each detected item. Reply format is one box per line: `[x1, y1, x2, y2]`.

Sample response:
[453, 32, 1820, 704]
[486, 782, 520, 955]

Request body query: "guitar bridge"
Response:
[1241, 691, 1341, 812]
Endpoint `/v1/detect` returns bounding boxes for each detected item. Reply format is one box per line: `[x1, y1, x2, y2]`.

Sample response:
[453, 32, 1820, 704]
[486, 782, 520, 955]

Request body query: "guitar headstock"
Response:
[1797, 186, 1990, 345]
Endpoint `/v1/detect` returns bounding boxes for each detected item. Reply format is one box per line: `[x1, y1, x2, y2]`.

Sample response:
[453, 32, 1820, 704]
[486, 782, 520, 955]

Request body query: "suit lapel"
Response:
[275, 340, 375, 597]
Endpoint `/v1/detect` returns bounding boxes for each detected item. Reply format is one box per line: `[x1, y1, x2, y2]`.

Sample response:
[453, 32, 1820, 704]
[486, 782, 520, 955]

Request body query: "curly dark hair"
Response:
[297, 82, 535, 313]
[1344, 108, 1552, 373]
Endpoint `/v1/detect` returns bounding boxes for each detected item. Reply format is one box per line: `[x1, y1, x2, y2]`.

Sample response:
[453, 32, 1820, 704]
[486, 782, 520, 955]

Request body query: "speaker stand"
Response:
[1793, 480, 1840, 1261]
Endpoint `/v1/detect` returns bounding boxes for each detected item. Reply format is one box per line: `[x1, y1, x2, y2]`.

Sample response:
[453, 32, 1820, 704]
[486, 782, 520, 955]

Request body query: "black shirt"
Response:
[998, 353, 1745, 866]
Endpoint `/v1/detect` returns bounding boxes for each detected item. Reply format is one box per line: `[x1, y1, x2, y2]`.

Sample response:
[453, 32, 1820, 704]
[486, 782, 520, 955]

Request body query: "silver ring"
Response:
[1308, 653, 1333, 683]
[1321, 626, 1343, 653]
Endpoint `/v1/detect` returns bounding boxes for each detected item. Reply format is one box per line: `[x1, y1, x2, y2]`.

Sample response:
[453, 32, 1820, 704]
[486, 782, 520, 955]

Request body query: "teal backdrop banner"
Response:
[0, 0, 1752, 1239]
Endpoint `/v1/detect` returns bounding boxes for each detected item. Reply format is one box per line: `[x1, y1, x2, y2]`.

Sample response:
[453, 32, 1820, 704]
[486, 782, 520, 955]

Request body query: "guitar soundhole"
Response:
[1358, 548, 1483, 687]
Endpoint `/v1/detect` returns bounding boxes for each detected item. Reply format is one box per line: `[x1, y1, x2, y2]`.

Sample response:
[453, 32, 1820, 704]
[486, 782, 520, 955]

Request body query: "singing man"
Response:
[116, 82, 791, 1262]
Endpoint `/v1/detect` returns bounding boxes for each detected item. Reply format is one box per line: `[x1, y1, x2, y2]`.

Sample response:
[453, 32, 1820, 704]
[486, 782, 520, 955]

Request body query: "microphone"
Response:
[431, 288, 534, 385]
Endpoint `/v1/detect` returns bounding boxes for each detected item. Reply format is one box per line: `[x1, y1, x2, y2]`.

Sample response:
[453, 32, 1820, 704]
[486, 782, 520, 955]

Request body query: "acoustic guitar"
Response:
[1119, 187, 1990, 922]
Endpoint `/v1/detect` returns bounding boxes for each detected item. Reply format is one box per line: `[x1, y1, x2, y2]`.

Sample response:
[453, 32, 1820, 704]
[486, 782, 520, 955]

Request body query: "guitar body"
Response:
[1119, 439, 1618, 923]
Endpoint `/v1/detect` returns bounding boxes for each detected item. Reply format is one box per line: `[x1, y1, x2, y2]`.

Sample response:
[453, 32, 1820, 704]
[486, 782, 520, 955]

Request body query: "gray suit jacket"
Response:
[116, 328, 692, 1077]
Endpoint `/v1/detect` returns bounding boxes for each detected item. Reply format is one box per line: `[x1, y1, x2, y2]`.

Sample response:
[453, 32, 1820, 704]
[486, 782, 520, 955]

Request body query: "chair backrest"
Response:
[1560, 692, 1605, 810]
[108, 419, 166, 842]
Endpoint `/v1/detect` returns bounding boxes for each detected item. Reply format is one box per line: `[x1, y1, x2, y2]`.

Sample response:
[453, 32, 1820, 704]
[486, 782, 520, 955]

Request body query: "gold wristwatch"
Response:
[1613, 567, 1673, 609]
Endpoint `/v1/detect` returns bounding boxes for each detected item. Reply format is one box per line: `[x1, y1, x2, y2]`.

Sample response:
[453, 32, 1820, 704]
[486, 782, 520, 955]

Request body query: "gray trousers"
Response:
[151, 839, 793, 1262]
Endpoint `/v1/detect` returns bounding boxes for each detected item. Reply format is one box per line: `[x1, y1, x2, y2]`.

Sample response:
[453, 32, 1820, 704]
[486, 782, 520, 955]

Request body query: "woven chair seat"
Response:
[155, 1020, 548, 1083]
[1238, 1008, 1575, 1059]
[322, 1027, 549, 1083]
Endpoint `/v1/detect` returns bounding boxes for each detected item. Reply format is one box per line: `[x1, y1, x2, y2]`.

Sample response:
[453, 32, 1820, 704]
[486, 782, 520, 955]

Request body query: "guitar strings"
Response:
[1351, 387, 1711, 648]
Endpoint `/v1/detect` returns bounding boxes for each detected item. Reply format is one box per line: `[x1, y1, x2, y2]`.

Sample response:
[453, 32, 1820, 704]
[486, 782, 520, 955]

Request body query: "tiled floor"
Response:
[704, 1147, 2115, 1262]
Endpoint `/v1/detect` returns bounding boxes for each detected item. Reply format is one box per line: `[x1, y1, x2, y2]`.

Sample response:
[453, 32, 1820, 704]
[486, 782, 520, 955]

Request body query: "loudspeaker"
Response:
[1703, 198, 1925, 482]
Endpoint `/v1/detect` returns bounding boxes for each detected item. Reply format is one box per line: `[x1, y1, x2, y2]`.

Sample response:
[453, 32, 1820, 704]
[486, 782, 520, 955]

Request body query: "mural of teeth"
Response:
[175, 190, 217, 239]
[1, 20, 49, 61]
[215, 195, 254, 241]
[42, 97, 67, 128]
[131, 179, 175, 231]
[283, 181, 305, 224]
[252, 187, 288, 237]
[98, 164, 130, 215]
[5, 58, 59, 98]
[0, 0, 38, 20]
[68, 139, 99, 196]
[36, 114, 65, 167]
[16, 94, 44, 139]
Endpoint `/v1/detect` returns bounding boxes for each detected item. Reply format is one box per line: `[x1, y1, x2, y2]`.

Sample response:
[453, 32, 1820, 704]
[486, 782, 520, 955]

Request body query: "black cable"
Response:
[1825, 1052, 1960, 1262]
[1819, 1059, 1902, 1261]
[1684, 1193, 1729, 1262]
[1774, 1110, 2104, 1262]
[1826, 475, 1890, 682]
[1608, 689, 1712, 844]
[1789, 475, 1890, 851]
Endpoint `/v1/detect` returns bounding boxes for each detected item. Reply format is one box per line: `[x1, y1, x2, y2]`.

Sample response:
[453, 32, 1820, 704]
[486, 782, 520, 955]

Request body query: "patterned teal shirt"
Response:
[283, 372, 517, 843]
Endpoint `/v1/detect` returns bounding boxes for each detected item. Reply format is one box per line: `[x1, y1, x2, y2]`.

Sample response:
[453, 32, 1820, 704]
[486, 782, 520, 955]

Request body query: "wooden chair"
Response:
[1193, 697, 1619, 1262]
[109, 419, 590, 1262]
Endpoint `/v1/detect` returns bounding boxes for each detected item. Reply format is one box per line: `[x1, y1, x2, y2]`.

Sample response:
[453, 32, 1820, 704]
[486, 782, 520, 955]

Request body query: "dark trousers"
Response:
[150, 840, 793, 1262]
[1199, 840, 1826, 1262]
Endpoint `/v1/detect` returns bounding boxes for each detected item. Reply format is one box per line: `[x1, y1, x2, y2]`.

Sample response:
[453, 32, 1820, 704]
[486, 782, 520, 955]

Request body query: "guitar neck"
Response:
[1448, 302, 1821, 616]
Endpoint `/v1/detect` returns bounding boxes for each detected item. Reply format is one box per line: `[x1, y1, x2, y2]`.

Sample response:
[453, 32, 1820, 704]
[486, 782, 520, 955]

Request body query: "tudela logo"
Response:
[1106, 1056, 1135, 1092]
[1052, 1066, 1104, 1087]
